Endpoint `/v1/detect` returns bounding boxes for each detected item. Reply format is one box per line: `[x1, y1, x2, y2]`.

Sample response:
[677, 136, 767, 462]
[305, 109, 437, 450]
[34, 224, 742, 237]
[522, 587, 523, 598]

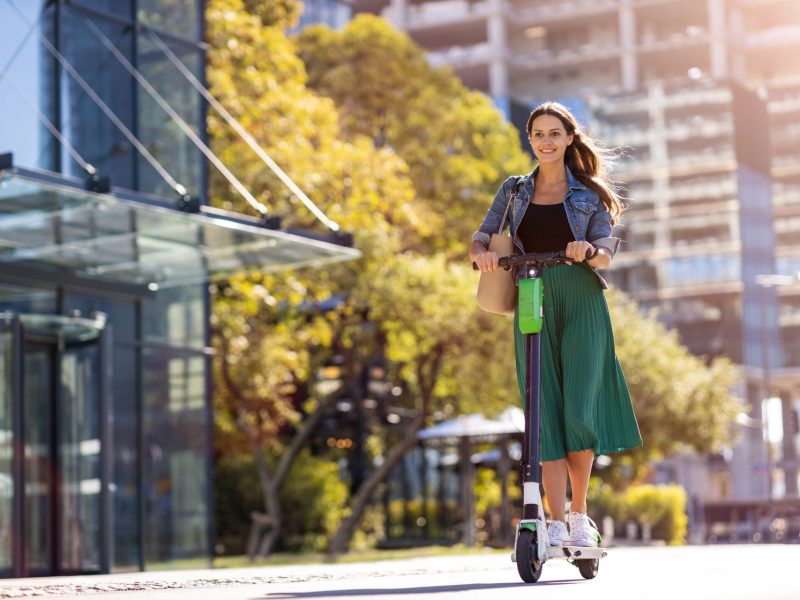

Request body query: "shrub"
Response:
[587, 479, 688, 545]
[214, 451, 350, 554]
[279, 451, 350, 551]
[623, 484, 688, 545]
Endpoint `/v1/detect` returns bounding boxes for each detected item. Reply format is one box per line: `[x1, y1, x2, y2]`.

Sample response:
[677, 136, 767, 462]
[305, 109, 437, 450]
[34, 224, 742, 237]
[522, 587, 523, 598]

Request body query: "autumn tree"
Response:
[207, 0, 418, 556]
[297, 15, 532, 254]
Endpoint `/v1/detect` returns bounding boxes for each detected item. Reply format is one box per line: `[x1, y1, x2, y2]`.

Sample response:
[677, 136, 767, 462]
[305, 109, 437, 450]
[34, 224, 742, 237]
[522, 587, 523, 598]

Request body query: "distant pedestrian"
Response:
[470, 102, 642, 547]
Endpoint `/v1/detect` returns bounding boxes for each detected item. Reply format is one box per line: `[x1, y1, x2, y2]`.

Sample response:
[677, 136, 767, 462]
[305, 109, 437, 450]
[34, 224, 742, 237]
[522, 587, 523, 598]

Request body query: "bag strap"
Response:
[498, 176, 523, 235]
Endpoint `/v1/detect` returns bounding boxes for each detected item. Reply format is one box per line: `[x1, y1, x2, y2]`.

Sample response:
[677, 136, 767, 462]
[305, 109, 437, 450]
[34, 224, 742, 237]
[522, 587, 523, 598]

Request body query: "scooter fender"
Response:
[511, 517, 549, 563]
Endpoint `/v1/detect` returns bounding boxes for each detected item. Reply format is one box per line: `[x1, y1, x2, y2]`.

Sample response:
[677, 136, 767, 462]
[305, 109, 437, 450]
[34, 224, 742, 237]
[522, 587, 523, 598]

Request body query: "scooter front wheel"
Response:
[576, 558, 599, 579]
[515, 529, 543, 583]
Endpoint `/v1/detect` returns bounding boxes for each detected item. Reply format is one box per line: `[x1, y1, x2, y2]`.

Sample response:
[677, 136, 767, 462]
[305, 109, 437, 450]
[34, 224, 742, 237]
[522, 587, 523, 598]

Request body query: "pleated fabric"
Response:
[513, 264, 642, 462]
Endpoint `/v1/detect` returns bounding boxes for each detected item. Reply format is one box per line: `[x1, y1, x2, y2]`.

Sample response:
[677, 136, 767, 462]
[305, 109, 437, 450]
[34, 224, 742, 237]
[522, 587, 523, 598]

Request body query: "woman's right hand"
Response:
[474, 251, 499, 272]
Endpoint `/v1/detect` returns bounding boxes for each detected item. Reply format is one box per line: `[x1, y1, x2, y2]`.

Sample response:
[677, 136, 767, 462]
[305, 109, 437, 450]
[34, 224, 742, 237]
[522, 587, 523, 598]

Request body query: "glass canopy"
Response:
[0, 167, 361, 289]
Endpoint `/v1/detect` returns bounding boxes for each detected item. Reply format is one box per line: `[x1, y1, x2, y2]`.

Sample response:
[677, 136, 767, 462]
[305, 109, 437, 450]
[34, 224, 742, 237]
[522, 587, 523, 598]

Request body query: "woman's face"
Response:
[528, 114, 573, 165]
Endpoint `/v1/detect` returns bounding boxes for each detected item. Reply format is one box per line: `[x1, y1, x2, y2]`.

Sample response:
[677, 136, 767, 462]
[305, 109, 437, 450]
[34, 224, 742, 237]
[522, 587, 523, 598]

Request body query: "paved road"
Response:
[1, 545, 798, 599]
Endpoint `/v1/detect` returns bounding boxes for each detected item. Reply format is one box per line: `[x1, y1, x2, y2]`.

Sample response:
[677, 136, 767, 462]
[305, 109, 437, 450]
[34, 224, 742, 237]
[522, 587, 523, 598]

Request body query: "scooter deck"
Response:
[546, 546, 607, 560]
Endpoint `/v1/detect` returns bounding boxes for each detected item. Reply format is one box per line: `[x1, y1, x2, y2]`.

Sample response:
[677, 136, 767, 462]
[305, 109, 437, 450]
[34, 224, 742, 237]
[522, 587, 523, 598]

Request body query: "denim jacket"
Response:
[471, 165, 621, 289]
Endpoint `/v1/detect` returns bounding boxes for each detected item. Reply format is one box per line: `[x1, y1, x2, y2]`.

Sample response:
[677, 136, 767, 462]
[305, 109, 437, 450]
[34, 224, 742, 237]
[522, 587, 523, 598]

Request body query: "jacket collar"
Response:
[524, 164, 586, 192]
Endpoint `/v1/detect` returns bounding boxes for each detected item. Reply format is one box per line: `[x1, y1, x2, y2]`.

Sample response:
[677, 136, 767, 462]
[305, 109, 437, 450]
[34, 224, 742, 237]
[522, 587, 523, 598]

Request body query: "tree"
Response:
[207, 0, 528, 556]
[607, 289, 741, 484]
[207, 0, 420, 556]
[328, 254, 515, 554]
[297, 15, 533, 254]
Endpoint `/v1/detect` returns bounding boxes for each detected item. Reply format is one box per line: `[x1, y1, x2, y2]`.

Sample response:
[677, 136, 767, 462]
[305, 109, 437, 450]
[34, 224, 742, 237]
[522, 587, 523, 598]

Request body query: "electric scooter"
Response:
[474, 250, 608, 583]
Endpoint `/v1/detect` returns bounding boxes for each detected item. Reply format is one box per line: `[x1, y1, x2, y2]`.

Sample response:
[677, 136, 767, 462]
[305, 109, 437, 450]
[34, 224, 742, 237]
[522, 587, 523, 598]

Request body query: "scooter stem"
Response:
[522, 329, 543, 520]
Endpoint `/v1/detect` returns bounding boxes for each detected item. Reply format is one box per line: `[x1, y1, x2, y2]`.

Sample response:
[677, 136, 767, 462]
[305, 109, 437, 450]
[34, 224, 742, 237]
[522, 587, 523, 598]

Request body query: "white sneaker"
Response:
[547, 520, 570, 547]
[568, 511, 600, 547]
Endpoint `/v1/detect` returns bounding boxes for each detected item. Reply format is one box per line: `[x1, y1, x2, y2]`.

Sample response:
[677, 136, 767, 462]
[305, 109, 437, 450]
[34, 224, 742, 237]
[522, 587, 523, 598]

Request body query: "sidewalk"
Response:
[0, 552, 509, 598]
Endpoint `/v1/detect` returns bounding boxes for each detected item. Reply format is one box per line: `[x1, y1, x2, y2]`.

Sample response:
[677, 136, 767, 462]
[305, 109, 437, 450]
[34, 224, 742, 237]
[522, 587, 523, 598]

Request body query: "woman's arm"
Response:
[585, 200, 621, 268]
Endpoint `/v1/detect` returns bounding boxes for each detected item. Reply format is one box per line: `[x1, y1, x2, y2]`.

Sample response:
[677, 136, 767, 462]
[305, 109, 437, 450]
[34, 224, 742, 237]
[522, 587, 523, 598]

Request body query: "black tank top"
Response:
[517, 202, 574, 253]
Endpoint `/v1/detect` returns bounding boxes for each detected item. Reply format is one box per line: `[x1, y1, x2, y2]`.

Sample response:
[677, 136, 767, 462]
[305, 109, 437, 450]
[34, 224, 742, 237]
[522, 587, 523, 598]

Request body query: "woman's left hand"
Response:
[565, 241, 595, 263]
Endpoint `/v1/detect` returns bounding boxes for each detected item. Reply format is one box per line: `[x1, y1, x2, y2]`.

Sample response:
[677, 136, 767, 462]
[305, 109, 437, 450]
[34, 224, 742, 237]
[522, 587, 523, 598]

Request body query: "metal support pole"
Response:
[99, 322, 113, 573]
[10, 315, 24, 577]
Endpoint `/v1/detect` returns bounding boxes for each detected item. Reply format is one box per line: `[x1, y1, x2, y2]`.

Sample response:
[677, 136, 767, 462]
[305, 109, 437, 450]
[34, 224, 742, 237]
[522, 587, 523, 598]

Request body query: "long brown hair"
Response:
[526, 102, 624, 223]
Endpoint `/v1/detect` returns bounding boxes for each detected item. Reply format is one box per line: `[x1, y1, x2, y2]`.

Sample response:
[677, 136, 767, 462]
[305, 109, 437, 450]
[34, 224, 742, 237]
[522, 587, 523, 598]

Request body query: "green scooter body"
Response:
[518, 277, 543, 335]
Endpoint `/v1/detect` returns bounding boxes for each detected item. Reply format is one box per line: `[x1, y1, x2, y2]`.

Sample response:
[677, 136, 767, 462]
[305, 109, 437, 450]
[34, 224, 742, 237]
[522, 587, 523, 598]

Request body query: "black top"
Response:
[517, 202, 574, 253]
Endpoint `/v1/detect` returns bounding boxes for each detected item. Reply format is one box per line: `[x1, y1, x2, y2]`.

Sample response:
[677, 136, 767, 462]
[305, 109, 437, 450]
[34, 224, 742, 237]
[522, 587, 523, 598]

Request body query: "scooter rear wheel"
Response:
[515, 529, 543, 583]
[576, 558, 599, 579]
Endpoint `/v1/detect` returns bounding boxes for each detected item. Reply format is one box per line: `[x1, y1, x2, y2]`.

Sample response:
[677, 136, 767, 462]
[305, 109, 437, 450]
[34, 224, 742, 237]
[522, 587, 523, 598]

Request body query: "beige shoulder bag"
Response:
[476, 178, 521, 315]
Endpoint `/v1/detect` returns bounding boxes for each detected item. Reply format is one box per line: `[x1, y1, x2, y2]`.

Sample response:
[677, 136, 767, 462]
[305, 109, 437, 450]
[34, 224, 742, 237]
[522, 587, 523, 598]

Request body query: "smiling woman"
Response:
[469, 101, 641, 550]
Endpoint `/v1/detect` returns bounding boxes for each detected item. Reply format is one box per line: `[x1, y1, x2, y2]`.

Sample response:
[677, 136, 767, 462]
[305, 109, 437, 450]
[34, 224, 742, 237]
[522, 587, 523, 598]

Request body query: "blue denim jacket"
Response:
[472, 165, 620, 289]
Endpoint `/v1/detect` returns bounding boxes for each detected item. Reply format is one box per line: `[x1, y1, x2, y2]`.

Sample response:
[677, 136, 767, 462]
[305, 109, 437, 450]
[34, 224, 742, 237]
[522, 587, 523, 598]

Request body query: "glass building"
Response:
[0, 0, 358, 577]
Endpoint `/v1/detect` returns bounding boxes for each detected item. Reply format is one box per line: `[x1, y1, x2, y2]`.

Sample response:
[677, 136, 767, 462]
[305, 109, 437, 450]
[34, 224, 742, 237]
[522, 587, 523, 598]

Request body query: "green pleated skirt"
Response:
[513, 264, 642, 462]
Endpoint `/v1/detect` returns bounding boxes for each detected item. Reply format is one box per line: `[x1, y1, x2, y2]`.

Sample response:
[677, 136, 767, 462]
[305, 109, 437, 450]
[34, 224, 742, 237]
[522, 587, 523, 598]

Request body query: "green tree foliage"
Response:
[297, 15, 532, 254]
[608, 289, 741, 481]
[280, 451, 350, 551]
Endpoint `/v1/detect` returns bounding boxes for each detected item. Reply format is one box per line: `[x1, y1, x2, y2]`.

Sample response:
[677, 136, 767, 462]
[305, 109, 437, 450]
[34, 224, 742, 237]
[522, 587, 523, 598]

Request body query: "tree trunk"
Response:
[251, 444, 281, 559]
[328, 414, 425, 556]
[250, 396, 334, 559]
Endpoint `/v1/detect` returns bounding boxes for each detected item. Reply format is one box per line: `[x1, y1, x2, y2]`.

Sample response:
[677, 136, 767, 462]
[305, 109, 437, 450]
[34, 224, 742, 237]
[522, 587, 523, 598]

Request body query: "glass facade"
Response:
[0, 330, 13, 575]
[0, 0, 205, 198]
[0, 0, 211, 577]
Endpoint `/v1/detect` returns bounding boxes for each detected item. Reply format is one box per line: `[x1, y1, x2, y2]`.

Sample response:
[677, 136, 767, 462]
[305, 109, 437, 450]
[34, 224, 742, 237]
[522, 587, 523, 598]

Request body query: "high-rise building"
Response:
[346, 0, 800, 536]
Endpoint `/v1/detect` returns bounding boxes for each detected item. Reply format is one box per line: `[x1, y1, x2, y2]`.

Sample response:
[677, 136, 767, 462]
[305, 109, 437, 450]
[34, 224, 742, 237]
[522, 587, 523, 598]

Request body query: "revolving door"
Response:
[0, 313, 111, 577]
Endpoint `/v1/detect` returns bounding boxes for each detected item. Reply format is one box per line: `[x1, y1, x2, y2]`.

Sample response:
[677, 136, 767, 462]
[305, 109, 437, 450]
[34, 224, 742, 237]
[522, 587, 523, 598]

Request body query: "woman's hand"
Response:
[474, 250, 500, 272]
[565, 240, 595, 263]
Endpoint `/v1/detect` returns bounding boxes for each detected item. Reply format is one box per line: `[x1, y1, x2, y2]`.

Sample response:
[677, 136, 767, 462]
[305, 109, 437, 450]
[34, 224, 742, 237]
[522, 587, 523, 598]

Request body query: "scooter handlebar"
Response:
[472, 247, 598, 271]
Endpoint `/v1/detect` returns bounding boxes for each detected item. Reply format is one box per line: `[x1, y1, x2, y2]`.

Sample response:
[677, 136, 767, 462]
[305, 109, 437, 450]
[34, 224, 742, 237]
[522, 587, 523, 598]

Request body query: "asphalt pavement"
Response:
[0, 544, 797, 599]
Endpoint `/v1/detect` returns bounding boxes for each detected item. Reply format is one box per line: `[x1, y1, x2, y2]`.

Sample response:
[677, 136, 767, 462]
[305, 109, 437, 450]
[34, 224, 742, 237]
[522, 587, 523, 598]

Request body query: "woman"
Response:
[470, 102, 642, 548]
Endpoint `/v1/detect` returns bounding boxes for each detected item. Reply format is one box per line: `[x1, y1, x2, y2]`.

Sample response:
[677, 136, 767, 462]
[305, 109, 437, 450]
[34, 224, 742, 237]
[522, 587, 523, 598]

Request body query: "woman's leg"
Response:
[542, 458, 568, 522]
[566, 449, 594, 513]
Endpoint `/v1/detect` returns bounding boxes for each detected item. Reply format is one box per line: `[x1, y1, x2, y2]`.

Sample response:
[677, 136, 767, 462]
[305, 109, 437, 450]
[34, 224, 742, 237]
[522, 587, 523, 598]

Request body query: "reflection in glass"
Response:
[71, 0, 134, 17]
[59, 347, 101, 572]
[142, 285, 206, 350]
[0, 330, 13, 572]
[60, 7, 135, 188]
[24, 347, 52, 572]
[136, 30, 203, 199]
[138, 0, 200, 41]
[112, 346, 140, 569]
[143, 347, 209, 565]
[0, 284, 56, 318]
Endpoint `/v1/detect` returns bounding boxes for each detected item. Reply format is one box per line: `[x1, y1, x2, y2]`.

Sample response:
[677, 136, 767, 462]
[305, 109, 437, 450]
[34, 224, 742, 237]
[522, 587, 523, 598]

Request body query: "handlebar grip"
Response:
[472, 262, 479, 270]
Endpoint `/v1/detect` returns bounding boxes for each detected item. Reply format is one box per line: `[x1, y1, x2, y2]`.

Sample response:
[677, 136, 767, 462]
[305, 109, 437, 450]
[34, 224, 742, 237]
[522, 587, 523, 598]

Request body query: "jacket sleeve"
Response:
[586, 201, 621, 258]
[471, 176, 516, 247]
